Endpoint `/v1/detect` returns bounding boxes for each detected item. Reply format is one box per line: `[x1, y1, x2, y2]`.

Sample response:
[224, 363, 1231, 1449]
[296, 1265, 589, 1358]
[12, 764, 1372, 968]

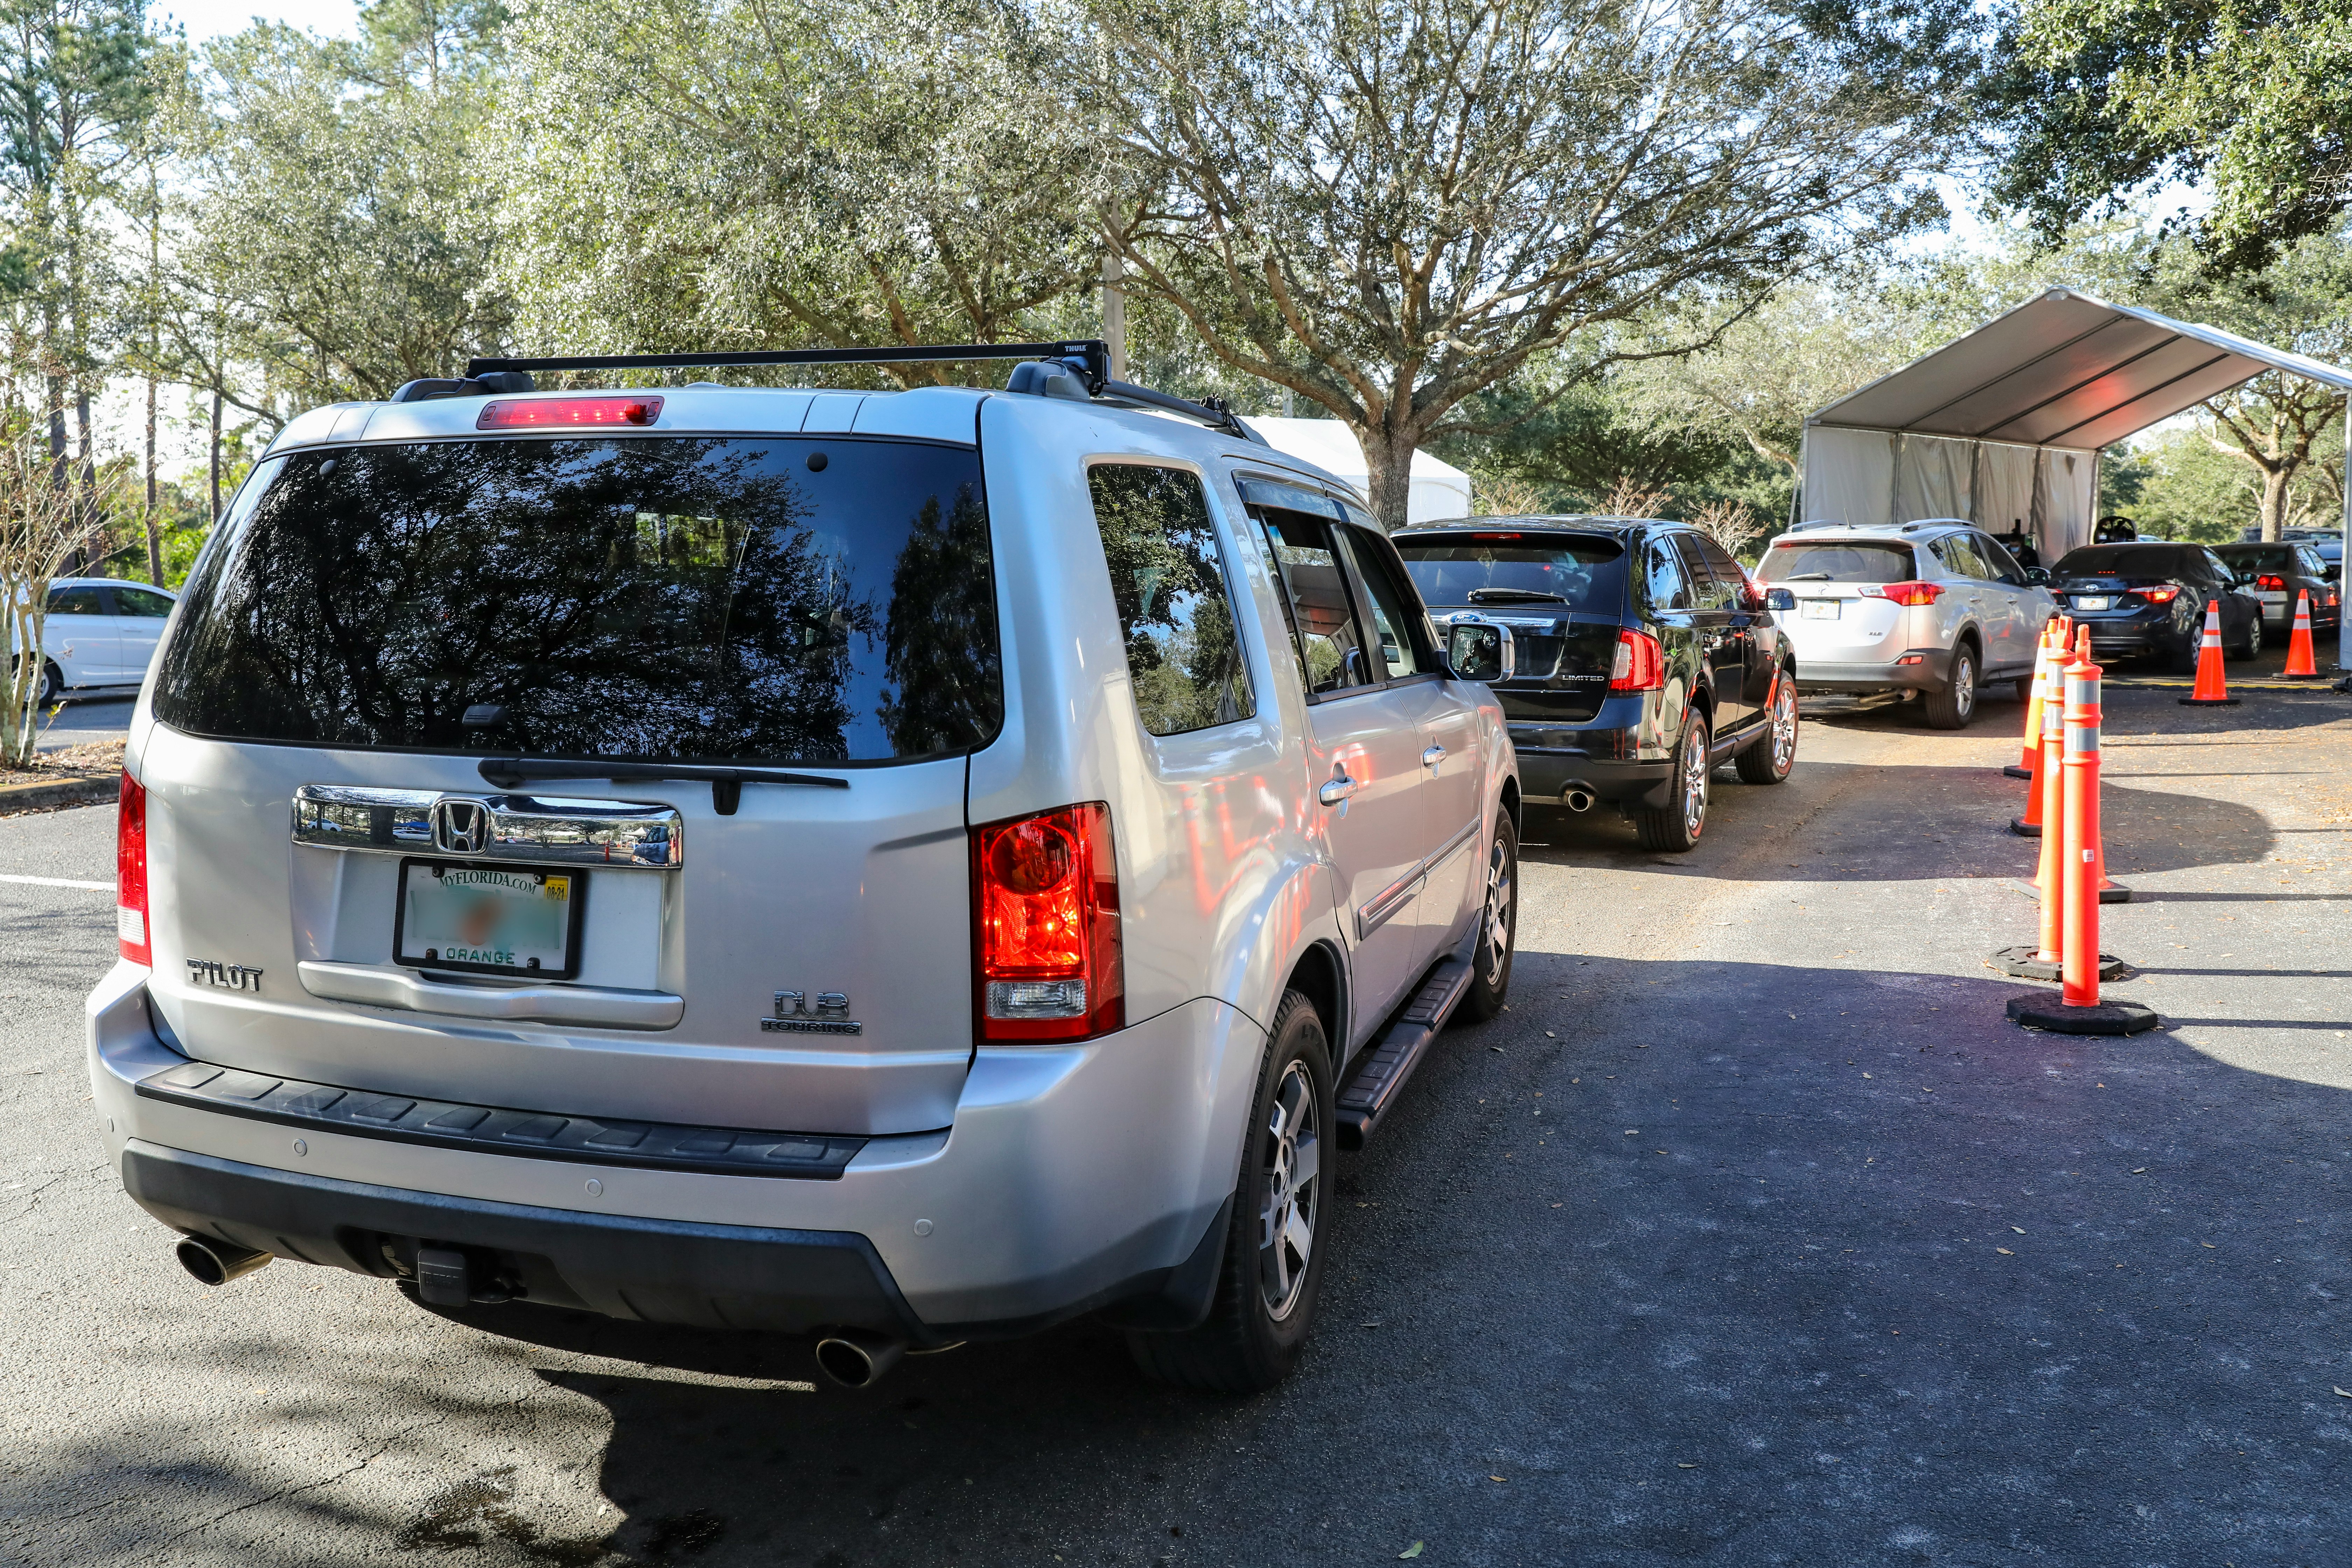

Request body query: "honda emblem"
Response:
[432, 798, 491, 855]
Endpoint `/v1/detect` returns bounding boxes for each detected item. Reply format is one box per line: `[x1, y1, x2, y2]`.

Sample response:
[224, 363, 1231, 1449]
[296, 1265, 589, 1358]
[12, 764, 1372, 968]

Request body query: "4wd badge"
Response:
[762, 990, 861, 1036]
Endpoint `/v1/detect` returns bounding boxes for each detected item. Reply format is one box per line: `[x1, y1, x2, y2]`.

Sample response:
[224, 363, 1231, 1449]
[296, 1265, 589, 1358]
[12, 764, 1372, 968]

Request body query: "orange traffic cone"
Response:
[2283, 590, 2321, 678]
[2179, 600, 2238, 706]
[2008, 623, 2055, 779]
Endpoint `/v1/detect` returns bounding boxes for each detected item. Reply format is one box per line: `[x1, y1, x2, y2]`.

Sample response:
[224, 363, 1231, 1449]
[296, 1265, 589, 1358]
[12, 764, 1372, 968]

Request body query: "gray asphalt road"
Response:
[5, 688, 2350, 1567]
[33, 695, 134, 752]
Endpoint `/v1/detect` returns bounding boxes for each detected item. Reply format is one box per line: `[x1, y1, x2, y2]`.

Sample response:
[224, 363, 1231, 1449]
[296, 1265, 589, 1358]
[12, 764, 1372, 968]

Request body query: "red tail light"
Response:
[2134, 586, 2182, 605]
[1609, 628, 1664, 691]
[1858, 580, 1942, 607]
[117, 769, 150, 966]
[973, 803, 1122, 1042]
[2255, 574, 2286, 591]
[476, 396, 664, 430]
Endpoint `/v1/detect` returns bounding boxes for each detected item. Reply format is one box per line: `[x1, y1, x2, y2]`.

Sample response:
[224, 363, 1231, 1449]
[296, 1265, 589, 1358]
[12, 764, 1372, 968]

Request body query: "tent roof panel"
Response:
[1808, 287, 2352, 449]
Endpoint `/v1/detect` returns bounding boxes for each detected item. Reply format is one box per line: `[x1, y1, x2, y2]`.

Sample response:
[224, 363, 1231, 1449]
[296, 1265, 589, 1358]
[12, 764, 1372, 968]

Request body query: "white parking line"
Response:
[0, 873, 112, 890]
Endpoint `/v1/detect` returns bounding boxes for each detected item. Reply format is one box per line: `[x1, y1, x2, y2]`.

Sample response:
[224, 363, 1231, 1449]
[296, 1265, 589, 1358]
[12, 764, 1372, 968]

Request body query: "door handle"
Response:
[1318, 768, 1356, 810]
[1422, 743, 1446, 771]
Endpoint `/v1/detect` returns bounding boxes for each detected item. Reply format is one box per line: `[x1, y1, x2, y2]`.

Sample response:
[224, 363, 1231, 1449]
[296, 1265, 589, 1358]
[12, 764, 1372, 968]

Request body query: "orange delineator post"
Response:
[2284, 590, 2321, 678]
[2059, 656, 2105, 1007]
[2032, 675, 2067, 965]
[2180, 600, 2236, 705]
[2013, 623, 2055, 774]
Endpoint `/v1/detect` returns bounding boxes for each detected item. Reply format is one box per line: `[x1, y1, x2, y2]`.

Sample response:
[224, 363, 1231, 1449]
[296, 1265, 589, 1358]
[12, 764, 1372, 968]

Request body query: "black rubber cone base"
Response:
[2003, 764, 2034, 779]
[2009, 818, 2042, 838]
[2178, 695, 2241, 706]
[1990, 945, 2128, 982]
[2007, 994, 2161, 1035]
[2099, 882, 2132, 905]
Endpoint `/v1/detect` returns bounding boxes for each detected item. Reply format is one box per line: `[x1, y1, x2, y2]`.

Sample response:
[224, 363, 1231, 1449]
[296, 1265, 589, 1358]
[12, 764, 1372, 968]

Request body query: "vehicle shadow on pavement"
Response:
[281, 947, 2352, 1567]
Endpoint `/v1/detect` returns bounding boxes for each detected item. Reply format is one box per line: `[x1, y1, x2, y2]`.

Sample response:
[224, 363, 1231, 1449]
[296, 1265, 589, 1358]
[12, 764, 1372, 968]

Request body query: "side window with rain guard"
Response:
[1335, 525, 1432, 680]
[1085, 462, 1256, 737]
[1672, 535, 1732, 611]
[1255, 508, 1374, 698]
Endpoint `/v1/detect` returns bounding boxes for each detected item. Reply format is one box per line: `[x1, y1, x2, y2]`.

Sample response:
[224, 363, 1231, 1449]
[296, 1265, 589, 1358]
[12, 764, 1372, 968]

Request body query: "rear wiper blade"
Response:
[1782, 572, 1832, 581]
[476, 758, 848, 816]
[1465, 587, 1569, 603]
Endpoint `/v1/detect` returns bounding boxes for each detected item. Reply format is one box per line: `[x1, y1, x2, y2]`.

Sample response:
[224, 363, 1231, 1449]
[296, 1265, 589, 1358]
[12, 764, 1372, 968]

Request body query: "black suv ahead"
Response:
[1394, 515, 1795, 852]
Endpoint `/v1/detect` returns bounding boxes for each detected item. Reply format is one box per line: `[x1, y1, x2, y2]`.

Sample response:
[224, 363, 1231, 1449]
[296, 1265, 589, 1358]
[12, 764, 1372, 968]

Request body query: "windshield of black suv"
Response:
[152, 435, 1001, 765]
[1756, 540, 1917, 583]
[1393, 531, 1626, 611]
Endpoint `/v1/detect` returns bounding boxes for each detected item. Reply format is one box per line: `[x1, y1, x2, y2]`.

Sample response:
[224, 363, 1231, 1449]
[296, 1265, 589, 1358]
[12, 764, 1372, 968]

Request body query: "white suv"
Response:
[85, 344, 1522, 1394]
[1757, 519, 2054, 728]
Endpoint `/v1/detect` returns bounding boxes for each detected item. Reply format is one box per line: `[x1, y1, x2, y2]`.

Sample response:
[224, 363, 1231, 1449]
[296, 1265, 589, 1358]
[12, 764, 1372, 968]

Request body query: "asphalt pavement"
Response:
[5, 679, 2351, 1566]
[32, 695, 134, 752]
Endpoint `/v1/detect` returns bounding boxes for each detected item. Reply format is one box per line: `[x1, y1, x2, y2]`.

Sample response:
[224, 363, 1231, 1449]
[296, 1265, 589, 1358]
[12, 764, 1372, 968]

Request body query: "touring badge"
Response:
[761, 990, 861, 1035]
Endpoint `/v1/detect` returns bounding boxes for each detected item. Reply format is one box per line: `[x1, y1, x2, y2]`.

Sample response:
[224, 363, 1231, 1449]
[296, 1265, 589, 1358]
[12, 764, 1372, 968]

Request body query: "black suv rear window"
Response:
[153, 436, 1000, 765]
[1394, 531, 1625, 611]
[1757, 541, 1917, 583]
[2051, 545, 2196, 578]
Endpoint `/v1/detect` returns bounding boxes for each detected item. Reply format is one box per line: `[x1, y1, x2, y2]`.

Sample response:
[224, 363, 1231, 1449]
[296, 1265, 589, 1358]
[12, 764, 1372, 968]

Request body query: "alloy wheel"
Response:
[1952, 651, 1976, 720]
[1258, 1062, 1320, 1321]
[1768, 681, 1798, 773]
[1681, 723, 1710, 841]
[1478, 828, 1514, 985]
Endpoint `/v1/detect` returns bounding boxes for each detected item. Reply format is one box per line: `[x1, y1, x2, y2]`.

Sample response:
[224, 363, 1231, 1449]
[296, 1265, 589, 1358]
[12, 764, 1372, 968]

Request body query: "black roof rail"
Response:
[458, 339, 1266, 445]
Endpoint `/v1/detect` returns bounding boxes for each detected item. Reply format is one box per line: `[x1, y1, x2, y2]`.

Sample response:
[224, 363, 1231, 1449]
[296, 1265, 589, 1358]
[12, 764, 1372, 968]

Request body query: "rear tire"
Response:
[1923, 642, 1978, 730]
[2012, 676, 2032, 704]
[1633, 711, 1709, 853]
[1455, 812, 1517, 1024]
[1127, 990, 1333, 1394]
[1734, 673, 1797, 785]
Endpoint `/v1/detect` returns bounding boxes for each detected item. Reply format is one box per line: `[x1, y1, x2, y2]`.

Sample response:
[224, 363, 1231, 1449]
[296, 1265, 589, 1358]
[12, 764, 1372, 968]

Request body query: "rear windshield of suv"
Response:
[2051, 545, 2197, 578]
[153, 435, 1001, 765]
[1756, 541, 1917, 583]
[1393, 531, 1626, 611]
[2215, 545, 2296, 572]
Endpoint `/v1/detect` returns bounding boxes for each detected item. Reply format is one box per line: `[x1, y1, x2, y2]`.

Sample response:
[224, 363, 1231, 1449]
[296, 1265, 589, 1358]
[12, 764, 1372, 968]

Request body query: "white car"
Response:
[1757, 519, 2054, 729]
[18, 576, 179, 704]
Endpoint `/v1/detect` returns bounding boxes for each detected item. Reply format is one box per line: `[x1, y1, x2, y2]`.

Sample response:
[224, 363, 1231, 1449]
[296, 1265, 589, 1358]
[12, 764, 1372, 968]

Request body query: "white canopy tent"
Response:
[1801, 286, 2352, 670]
[1242, 417, 1475, 525]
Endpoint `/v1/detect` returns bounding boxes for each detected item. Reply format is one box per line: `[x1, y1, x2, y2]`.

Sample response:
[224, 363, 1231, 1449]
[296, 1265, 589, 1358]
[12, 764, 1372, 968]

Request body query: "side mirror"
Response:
[1446, 618, 1516, 684]
[2026, 567, 2050, 586]
[1764, 587, 1796, 611]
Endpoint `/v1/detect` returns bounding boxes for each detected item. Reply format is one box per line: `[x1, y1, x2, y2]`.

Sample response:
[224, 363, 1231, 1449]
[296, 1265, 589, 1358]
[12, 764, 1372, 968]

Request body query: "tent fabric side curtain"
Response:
[1800, 429, 2095, 559]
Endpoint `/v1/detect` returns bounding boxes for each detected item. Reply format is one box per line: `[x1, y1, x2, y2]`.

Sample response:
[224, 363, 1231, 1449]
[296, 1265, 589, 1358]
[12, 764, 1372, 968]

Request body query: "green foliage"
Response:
[490, 0, 1107, 378]
[1995, 0, 2352, 273]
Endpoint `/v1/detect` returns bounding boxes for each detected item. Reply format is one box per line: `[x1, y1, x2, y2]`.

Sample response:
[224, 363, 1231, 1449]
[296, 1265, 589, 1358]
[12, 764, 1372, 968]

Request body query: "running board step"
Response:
[1335, 955, 1475, 1150]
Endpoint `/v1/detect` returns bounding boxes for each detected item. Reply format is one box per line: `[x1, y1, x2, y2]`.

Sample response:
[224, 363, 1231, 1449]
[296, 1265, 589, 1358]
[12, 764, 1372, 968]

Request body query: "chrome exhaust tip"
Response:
[1564, 790, 1595, 813]
[813, 1329, 905, 1388]
[176, 1236, 272, 1287]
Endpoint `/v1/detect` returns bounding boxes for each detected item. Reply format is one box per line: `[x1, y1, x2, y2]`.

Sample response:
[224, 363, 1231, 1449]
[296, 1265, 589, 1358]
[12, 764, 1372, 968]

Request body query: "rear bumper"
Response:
[1506, 703, 1672, 806]
[2080, 621, 2189, 659]
[87, 962, 1253, 1342]
[1791, 649, 1955, 693]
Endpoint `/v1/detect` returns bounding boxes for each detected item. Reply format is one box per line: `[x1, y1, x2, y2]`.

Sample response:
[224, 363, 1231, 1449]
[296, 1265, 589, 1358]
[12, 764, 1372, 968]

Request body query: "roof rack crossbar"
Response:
[466, 340, 1112, 387]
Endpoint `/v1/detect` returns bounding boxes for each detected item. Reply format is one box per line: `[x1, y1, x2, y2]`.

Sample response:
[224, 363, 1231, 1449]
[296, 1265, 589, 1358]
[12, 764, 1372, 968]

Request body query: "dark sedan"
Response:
[2215, 541, 2342, 631]
[2047, 542, 2263, 670]
[1394, 516, 1795, 853]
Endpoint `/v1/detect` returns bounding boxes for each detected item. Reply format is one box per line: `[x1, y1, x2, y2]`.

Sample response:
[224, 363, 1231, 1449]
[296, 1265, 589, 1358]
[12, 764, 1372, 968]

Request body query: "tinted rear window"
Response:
[153, 435, 1000, 765]
[1756, 541, 1917, 583]
[2216, 546, 2294, 571]
[2052, 545, 2194, 578]
[1394, 532, 1626, 611]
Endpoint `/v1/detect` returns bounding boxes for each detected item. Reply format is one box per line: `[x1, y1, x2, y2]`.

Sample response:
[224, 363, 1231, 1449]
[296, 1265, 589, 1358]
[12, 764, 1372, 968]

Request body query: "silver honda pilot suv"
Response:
[87, 345, 1522, 1393]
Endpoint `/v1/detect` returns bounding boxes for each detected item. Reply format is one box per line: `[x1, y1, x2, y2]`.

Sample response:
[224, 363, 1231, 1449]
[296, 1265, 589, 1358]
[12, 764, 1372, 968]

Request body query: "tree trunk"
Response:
[1356, 422, 1417, 532]
[144, 377, 162, 585]
[2260, 465, 2292, 542]
[209, 384, 224, 522]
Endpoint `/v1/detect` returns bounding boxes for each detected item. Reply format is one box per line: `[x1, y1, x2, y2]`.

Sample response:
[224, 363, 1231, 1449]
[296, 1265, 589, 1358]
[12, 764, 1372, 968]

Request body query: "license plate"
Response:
[396, 860, 584, 978]
[1801, 599, 1840, 620]
[2074, 595, 2111, 611]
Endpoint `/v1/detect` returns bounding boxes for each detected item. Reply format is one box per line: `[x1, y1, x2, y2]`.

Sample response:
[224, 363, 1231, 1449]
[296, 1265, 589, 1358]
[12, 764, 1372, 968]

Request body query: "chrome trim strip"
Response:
[295, 960, 685, 1029]
[292, 785, 683, 868]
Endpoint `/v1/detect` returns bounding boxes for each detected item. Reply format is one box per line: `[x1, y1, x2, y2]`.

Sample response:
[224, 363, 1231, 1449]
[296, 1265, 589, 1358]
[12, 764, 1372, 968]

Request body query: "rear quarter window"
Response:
[1086, 462, 1255, 736]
